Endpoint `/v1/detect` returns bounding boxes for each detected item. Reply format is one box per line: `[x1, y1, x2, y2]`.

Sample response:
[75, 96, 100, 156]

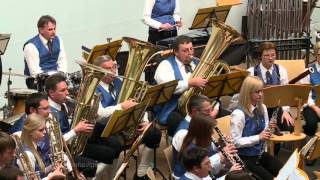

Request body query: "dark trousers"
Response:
[73, 155, 97, 178]
[303, 106, 319, 136]
[240, 152, 283, 180]
[83, 122, 122, 164]
[148, 29, 177, 45]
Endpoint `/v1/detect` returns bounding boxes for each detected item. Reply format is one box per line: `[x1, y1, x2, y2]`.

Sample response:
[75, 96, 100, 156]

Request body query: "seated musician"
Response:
[23, 15, 67, 89]
[93, 55, 162, 180]
[9, 92, 97, 178]
[173, 112, 240, 179]
[45, 74, 121, 179]
[17, 114, 71, 179]
[154, 35, 209, 136]
[230, 76, 283, 180]
[302, 42, 320, 138]
[0, 131, 16, 168]
[0, 165, 24, 180]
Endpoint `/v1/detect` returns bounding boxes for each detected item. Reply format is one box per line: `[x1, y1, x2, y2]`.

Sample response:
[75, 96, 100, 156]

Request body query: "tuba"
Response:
[12, 135, 41, 180]
[178, 20, 241, 115]
[69, 61, 111, 155]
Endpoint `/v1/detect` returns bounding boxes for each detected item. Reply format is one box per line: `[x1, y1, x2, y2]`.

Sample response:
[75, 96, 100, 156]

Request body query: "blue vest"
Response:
[96, 78, 122, 108]
[174, 118, 189, 135]
[150, 0, 176, 31]
[173, 143, 216, 178]
[179, 174, 193, 180]
[310, 63, 320, 101]
[236, 107, 265, 156]
[154, 56, 199, 124]
[8, 114, 27, 134]
[24, 35, 60, 76]
[50, 106, 70, 134]
[254, 64, 280, 85]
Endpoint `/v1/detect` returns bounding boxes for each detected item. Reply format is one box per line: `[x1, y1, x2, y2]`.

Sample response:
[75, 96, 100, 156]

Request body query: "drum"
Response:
[7, 88, 37, 115]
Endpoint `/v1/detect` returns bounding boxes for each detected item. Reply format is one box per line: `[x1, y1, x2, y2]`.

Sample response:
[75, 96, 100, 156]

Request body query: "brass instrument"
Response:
[70, 61, 111, 155]
[178, 19, 241, 115]
[12, 135, 40, 180]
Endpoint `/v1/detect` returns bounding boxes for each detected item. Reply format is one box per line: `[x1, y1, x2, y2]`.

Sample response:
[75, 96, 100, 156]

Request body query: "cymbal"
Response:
[2, 72, 29, 78]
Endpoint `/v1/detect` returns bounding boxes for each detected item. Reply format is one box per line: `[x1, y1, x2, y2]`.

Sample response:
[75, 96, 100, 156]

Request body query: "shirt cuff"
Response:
[282, 106, 290, 112]
[64, 129, 76, 142]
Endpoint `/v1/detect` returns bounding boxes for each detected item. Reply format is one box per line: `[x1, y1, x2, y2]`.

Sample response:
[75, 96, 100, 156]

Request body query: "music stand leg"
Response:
[152, 142, 167, 179]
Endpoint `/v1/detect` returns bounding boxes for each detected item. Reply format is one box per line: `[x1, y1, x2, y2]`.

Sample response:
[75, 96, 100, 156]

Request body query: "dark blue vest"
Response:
[50, 106, 70, 134]
[174, 118, 189, 135]
[96, 78, 122, 108]
[154, 56, 199, 124]
[150, 0, 176, 31]
[254, 64, 280, 85]
[8, 114, 27, 134]
[310, 63, 320, 101]
[236, 107, 265, 156]
[179, 174, 193, 180]
[24, 35, 60, 76]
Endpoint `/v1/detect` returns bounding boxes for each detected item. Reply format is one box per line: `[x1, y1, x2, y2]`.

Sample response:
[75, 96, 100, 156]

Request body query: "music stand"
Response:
[189, 5, 231, 32]
[82, 39, 122, 64]
[201, 71, 249, 99]
[0, 34, 11, 86]
[313, 84, 320, 106]
[263, 84, 311, 156]
[216, 0, 241, 6]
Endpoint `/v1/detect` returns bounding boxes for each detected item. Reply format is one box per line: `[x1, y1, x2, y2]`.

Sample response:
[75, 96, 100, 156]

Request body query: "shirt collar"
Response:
[249, 104, 256, 113]
[259, 63, 273, 73]
[100, 81, 110, 92]
[39, 34, 49, 45]
[184, 172, 205, 180]
[315, 62, 320, 72]
[175, 56, 186, 69]
[185, 114, 191, 122]
[48, 97, 61, 111]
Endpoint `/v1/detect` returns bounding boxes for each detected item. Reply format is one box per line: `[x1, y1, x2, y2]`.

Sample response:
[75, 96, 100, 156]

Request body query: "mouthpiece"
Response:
[66, 96, 77, 103]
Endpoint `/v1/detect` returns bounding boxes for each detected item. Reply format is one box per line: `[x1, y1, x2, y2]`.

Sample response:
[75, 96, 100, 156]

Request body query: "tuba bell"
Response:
[69, 61, 111, 156]
[178, 19, 241, 115]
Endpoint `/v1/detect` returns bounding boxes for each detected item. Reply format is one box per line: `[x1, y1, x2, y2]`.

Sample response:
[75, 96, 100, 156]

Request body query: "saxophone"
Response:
[11, 135, 41, 180]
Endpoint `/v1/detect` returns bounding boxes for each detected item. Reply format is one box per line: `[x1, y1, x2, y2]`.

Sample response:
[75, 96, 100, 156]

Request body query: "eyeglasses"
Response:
[37, 106, 50, 111]
[263, 54, 276, 59]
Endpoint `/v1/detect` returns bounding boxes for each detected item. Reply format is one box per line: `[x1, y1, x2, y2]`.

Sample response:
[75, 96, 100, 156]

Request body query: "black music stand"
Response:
[189, 5, 231, 33]
[201, 71, 249, 100]
[82, 39, 122, 64]
[0, 34, 11, 86]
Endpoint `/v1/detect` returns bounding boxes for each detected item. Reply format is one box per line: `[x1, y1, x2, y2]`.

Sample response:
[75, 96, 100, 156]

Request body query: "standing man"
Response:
[154, 35, 208, 136]
[24, 15, 67, 89]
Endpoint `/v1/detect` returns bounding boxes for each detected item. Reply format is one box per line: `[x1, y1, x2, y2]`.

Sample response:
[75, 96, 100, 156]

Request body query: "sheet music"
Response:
[288, 169, 309, 180]
[0, 34, 11, 54]
[276, 149, 299, 179]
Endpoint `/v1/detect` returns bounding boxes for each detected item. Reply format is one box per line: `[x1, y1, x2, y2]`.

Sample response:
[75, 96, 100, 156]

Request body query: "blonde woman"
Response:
[17, 113, 69, 179]
[230, 76, 282, 180]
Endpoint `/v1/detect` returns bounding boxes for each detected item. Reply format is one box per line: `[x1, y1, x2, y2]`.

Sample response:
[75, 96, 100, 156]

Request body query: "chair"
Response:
[275, 59, 305, 82]
[163, 145, 174, 180]
[213, 115, 231, 140]
[147, 167, 157, 180]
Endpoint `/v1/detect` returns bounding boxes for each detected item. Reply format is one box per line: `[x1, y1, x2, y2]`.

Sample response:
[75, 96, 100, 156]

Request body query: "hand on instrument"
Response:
[159, 23, 174, 31]
[259, 129, 272, 141]
[224, 135, 233, 144]
[230, 163, 242, 171]
[74, 120, 94, 134]
[281, 111, 294, 127]
[48, 164, 66, 180]
[120, 99, 138, 110]
[223, 144, 237, 156]
[188, 77, 208, 88]
[136, 121, 151, 134]
[176, 20, 183, 28]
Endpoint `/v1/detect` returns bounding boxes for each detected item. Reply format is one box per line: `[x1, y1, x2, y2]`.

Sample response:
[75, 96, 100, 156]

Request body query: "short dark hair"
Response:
[25, 93, 48, 115]
[182, 146, 208, 171]
[225, 170, 255, 180]
[93, 55, 113, 67]
[45, 73, 67, 93]
[187, 94, 211, 114]
[0, 165, 24, 180]
[259, 42, 277, 57]
[0, 132, 15, 154]
[172, 35, 193, 52]
[37, 15, 56, 29]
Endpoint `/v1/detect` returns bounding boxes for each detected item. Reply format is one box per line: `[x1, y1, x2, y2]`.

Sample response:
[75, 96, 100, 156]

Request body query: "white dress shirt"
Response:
[300, 63, 320, 106]
[48, 97, 76, 142]
[154, 57, 195, 94]
[24, 34, 67, 77]
[142, 0, 181, 30]
[231, 104, 269, 148]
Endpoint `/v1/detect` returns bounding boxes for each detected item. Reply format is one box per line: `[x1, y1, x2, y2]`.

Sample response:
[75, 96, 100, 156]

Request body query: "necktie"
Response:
[184, 63, 193, 73]
[265, 71, 273, 85]
[109, 83, 115, 97]
[47, 40, 53, 53]
[60, 105, 70, 128]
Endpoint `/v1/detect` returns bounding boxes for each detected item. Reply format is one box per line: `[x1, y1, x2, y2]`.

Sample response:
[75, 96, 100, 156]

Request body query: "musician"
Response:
[154, 35, 208, 136]
[230, 76, 282, 180]
[173, 113, 240, 179]
[142, 0, 182, 44]
[0, 131, 16, 168]
[17, 113, 70, 179]
[23, 15, 67, 89]
[45, 73, 122, 179]
[9, 92, 97, 178]
[302, 42, 320, 137]
[180, 147, 213, 180]
[0, 165, 24, 180]
[93, 55, 162, 180]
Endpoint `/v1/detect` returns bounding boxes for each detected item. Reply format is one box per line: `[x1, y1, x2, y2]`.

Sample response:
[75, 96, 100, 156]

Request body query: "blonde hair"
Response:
[238, 76, 264, 117]
[21, 114, 46, 173]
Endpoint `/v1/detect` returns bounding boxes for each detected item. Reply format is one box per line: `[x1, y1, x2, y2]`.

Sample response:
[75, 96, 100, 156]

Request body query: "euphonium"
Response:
[178, 19, 241, 115]
[12, 135, 41, 180]
[69, 61, 111, 155]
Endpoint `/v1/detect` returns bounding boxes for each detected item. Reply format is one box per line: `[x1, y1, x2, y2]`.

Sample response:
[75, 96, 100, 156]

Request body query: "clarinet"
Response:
[213, 127, 246, 169]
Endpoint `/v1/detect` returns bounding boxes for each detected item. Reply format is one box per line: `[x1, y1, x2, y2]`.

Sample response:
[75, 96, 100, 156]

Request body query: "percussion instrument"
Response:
[7, 88, 37, 115]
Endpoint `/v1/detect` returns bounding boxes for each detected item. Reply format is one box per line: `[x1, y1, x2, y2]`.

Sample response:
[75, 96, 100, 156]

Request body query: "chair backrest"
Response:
[213, 115, 231, 140]
[275, 60, 305, 82]
[147, 167, 156, 180]
[163, 145, 174, 176]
